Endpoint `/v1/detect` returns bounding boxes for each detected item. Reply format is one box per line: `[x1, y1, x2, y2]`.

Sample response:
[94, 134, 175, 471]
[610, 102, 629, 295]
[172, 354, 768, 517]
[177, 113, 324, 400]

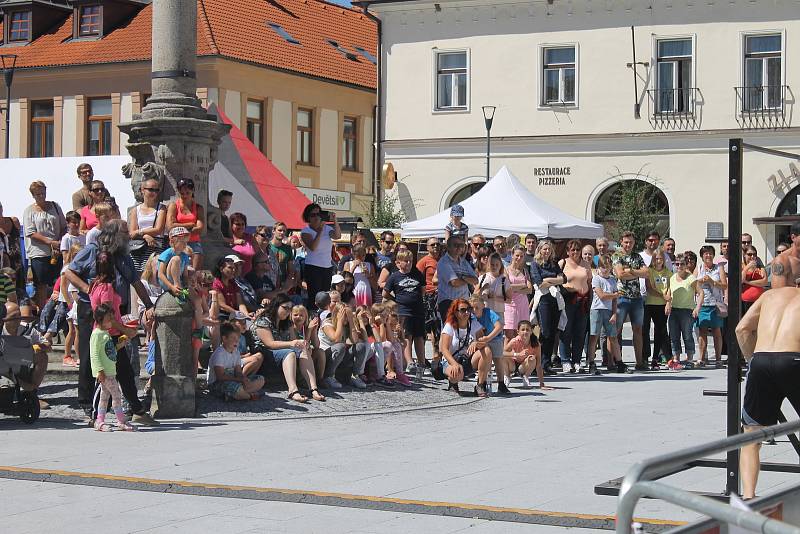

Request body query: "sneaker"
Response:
[396, 373, 413, 387]
[360, 373, 375, 386]
[503, 375, 511, 387]
[552, 356, 562, 368]
[543, 365, 558, 376]
[672, 362, 684, 371]
[521, 374, 532, 388]
[616, 361, 629, 374]
[497, 382, 511, 395]
[322, 377, 342, 390]
[563, 363, 571, 373]
[634, 363, 648, 372]
[415, 367, 424, 381]
[374, 377, 396, 389]
[350, 375, 367, 389]
[406, 362, 418, 374]
[576, 364, 586, 374]
[131, 412, 160, 426]
[62, 355, 78, 367]
[589, 363, 601, 376]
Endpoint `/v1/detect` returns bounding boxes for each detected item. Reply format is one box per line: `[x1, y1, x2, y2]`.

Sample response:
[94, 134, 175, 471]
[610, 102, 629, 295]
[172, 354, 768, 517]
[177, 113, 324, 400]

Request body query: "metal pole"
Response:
[486, 126, 490, 182]
[727, 138, 744, 496]
[630, 25, 640, 119]
[4, 83, 9, 159]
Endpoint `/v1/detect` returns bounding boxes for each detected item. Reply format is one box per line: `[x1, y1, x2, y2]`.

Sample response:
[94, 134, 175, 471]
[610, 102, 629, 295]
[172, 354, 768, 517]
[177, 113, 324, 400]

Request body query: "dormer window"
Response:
[78, 4, 102, 37]
[9, 10, 32, 42]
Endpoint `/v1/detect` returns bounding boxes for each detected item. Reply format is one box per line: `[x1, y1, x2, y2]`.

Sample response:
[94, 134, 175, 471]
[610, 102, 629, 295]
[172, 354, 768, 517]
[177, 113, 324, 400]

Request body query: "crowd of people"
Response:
[2, 166, 800, 430]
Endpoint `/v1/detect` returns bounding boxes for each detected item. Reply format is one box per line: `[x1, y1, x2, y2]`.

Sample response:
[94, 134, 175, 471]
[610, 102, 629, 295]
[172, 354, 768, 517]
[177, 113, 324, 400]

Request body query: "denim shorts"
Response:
[589, 309, 617, 337]
[488, 337, 505, 359]
[440, 353, 474, 377]
[270, 347, 301, 364]
[188, 241, 203, 255]
[616, 297, 644, 327]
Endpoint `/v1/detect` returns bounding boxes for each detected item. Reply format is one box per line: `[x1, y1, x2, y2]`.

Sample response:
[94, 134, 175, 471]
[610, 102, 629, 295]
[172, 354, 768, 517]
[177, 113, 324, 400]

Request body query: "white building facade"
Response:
[367, 0, 800, 255]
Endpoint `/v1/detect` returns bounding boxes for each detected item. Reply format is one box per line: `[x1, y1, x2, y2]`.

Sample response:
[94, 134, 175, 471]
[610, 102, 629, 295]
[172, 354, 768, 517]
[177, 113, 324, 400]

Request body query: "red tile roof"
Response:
[2, 0, 377, 90]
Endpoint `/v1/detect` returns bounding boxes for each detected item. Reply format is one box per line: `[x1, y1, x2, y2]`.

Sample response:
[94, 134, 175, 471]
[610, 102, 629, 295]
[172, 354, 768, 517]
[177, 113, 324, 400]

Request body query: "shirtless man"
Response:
[770, 222, 800, 289]
[559, 239, 593, 372]
[735, 284, 800, 499]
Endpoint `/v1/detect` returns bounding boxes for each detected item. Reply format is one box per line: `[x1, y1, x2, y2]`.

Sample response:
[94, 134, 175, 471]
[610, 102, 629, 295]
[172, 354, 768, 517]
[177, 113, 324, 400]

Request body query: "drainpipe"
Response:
[361, 4, 382, 205]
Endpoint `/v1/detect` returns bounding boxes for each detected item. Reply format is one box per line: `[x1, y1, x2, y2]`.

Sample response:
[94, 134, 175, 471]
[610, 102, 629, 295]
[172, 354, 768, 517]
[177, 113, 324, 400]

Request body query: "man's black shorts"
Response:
[400, 313, 425, 339]
[742, 352, 800, 427]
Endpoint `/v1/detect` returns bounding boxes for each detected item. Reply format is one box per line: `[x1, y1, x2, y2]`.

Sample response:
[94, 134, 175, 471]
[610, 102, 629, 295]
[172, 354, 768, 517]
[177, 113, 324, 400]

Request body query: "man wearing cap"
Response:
[224, 254, 260, 313]
[65, 219, 159, 425]
[444, 204, 469, 241]
[246, 252, 284, 308]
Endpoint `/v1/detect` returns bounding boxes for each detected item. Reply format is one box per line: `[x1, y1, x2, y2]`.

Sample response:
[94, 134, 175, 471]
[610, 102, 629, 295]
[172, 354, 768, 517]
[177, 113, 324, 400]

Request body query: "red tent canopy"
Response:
[208, 103, 309, 229]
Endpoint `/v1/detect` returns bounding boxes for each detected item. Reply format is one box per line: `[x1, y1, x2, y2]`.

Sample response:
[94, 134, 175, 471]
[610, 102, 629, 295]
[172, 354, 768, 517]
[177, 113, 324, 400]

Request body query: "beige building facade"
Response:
[367, 0, 800, 256]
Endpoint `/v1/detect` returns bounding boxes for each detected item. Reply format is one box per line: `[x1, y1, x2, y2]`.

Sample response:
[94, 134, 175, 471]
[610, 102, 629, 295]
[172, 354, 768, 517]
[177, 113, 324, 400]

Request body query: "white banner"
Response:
[299, 187, 351, 211]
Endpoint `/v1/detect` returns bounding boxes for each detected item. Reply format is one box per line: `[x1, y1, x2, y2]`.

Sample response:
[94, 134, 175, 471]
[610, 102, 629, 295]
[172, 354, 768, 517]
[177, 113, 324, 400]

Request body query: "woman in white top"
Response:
[300, 203, 341, 311]
[23, 180, 66, 308]
[129, 178, 167, 274]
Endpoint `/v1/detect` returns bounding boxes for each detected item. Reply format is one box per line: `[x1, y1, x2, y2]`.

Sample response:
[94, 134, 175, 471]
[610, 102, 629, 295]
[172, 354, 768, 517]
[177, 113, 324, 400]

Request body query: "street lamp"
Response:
[481, 105, 496, 182]
[0, 54, 17, 159]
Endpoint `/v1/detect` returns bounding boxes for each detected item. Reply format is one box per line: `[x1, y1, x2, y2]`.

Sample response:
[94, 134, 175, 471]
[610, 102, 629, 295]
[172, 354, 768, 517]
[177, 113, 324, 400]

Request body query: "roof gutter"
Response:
[360, 2, 383, 206]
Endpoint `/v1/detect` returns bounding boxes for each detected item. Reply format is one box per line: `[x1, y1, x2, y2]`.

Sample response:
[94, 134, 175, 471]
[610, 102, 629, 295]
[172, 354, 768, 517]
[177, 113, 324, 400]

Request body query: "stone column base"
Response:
[151, 375, 196, 418]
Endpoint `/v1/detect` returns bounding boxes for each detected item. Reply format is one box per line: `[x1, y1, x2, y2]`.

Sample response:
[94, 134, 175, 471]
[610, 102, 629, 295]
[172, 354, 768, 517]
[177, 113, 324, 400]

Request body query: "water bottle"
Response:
[485, 367, 493, 394]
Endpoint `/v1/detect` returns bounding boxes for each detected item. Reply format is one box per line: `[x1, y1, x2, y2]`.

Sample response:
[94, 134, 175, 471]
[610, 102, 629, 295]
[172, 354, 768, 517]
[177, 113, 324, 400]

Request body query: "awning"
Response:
[208, 103, 309, 229]
[752, 216, 800, 225]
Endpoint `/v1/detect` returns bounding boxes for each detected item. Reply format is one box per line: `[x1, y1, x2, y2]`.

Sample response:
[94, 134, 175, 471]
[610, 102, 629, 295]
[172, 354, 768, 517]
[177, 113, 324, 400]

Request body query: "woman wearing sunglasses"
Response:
[79, 180, 108, 235]
[435, 298, 492, 397]
[167, 178, 205, 270]
[741, 245, 767, 315]
[129, 178, 166, 275]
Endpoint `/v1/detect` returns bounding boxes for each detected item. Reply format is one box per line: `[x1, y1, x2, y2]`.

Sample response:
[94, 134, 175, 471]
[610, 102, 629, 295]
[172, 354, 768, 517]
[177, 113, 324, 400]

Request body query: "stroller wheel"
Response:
[19, 391, 40, 424]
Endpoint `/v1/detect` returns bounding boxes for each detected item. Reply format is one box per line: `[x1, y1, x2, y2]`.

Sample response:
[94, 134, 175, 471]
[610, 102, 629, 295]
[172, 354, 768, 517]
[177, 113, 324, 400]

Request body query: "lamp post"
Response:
[0, 54, 17, 159]
[482, 105, 496, 182]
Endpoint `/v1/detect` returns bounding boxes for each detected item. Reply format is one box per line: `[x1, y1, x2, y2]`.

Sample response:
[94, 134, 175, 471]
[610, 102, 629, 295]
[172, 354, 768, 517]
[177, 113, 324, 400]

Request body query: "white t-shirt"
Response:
[441, 317, 484, 356]
[318, 317, 336, 351]
[301, 225, 334, 268]
[207, 345, 241, 385]
[591, 274, 617, 311]
[85, 226, 101, 247]
[60, 232, 85, 252]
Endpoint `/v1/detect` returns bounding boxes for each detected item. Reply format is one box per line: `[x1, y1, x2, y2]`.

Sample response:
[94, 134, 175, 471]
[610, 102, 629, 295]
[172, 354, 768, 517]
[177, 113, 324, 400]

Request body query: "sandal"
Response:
[474, 382, 489, 398]
[310, 388, 326, 402]
[288, 390, 308, 403]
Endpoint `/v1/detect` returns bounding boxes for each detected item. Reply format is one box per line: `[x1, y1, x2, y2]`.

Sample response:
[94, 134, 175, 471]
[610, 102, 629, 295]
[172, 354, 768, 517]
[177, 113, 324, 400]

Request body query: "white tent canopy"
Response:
[401, 166, 604, 239]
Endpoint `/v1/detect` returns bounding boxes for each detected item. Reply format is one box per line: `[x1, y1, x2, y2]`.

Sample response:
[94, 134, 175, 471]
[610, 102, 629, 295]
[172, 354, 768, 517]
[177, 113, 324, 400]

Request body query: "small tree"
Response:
[604, 179, 668, 247]
[364, 195, 406, 229]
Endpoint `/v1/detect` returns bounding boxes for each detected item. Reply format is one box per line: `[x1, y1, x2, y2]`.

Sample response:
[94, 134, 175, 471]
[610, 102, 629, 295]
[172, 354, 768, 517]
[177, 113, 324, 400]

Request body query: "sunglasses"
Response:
[457, 307, 472, 313]
[384, 240, 395, 245]
[256, 233, 268, 238]
[143, 187, 160, 193]
[745, 252, 756, 256]
[280, 304, 293, 310]
[90, 188, 104, 193]
[742, 241, 752, 245]
[201, 282, 212, 288]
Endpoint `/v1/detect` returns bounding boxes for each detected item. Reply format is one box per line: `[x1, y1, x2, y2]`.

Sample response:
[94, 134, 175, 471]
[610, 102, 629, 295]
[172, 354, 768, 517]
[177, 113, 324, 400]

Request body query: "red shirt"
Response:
[742, 269, 765, 303]
[213, 277, 240, 309]
[416, 255, 438, 294]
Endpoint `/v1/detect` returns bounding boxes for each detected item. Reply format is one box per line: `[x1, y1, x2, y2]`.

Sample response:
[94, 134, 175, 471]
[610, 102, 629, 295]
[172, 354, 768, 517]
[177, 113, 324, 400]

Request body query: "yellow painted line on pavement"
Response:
[0, 465, 687, 528]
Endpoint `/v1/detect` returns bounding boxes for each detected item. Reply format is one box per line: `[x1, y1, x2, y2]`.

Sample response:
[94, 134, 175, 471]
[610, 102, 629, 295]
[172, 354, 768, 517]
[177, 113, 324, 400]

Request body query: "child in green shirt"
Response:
[90, 303, 135, 432]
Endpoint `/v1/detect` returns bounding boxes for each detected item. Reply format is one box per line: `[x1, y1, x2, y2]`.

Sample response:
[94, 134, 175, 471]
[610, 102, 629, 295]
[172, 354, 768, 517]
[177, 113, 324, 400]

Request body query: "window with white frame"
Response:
[542, 46, 576, 105]
[435, 51, 468, 110]
[743, 34, 782, 111]
[655, 39, 693, 114]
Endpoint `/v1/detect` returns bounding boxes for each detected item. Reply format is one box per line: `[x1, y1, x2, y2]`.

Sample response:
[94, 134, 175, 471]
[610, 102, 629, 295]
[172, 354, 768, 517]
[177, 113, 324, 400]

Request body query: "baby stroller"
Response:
[0, 334, 42, 424]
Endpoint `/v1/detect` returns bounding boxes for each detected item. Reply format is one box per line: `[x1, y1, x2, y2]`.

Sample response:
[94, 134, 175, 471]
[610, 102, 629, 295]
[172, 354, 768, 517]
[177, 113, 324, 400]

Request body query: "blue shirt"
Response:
[477, 308, 501, 336]
[69, 243, 137, 306]
[157, 247, 190, 289]
[436, 253, 477, 304]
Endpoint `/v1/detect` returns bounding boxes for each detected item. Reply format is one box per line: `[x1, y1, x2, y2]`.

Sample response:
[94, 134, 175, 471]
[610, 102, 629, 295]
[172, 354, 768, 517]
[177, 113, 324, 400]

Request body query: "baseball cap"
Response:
[314, 291, 331, 309]
[224, 254, 243, 263]
[450, 204, 464, 217]
[177, 178, 195, 189]
[229, 311, 248, 321]
[169, 226, 189, 238]
[331, 274, 345, 284]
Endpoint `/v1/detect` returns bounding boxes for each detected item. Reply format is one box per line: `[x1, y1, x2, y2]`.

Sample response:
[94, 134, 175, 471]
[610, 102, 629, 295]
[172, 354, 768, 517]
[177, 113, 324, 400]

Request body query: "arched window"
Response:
[775, 185, 800, 217]
[448, 182, 483, 207]
[594, 180, 670, 239]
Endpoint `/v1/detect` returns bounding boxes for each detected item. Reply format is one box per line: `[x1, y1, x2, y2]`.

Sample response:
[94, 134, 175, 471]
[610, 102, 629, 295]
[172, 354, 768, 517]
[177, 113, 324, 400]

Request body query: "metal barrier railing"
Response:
[616, 419, 800, 534]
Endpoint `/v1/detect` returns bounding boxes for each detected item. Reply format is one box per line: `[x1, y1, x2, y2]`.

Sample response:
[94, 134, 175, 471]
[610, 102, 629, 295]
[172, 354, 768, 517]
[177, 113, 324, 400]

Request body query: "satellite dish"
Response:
[382, 162, 396, 190]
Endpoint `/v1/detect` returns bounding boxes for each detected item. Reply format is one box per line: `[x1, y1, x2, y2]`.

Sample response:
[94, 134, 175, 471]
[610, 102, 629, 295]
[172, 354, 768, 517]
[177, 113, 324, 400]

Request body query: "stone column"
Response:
[151, 293, 195, 418]
[119, 0, 231, 417]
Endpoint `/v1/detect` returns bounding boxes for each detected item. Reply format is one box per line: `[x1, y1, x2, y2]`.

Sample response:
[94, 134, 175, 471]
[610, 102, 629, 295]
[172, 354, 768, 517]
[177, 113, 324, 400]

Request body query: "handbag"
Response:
[129, 238, 147, 251]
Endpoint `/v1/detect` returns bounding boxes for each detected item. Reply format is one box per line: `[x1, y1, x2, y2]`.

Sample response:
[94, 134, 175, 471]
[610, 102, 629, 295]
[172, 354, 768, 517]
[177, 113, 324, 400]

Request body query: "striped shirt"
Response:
[0, 273, 14, 305]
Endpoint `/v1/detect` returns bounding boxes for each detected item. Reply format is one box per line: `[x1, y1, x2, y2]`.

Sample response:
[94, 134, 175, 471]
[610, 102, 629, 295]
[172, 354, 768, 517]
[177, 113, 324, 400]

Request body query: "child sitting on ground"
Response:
[207, 321, 264, 401]
[382, 311, 412, 387]
[90, 303, 135, 432]
[158, 226, 191, 301]
[504, 320, 551, 390]
[444, 204, 469, 241]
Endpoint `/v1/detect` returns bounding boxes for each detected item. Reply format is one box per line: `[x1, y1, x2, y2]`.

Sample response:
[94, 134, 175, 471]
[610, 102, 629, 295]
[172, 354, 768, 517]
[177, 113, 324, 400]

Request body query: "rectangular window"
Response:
[435, 51, 468, 110]
[79, 5, 102, 37]
[30, 101, 54, 158]
[656, 39, 693, 113]
[9, 11, 32, 42]
[342, 117, 357, 171]
[542, 46, 576, 105]
[296, 108, 313, 165]
[743, 34, 782, 111]
[246, 100, 264, 151]
[87, 97, 112, 156]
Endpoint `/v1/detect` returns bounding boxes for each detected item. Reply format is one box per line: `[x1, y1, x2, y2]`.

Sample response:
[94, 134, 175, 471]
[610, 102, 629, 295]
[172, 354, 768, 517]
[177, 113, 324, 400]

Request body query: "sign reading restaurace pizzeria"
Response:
[535, 166, 570, 186]
[299, 187, 351, 211]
